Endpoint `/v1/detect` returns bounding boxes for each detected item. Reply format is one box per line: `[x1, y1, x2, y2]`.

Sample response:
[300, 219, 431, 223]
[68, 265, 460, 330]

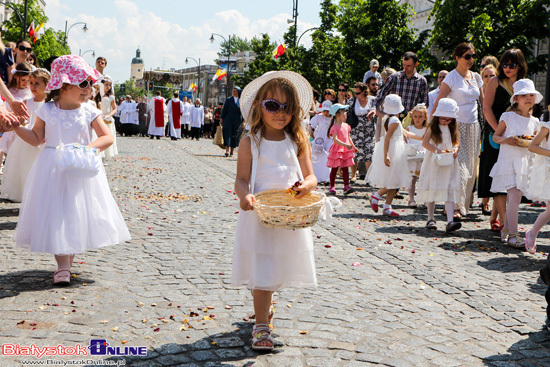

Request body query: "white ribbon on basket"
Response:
[319, 196, 343, 224]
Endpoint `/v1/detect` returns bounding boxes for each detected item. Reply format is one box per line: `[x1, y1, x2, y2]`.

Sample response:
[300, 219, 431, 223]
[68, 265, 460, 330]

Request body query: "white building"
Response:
[0, 0, 46, 24]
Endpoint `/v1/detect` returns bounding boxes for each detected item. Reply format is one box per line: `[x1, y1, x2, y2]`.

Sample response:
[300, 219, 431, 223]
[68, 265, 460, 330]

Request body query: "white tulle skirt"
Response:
[103, 122, 118, 158]
[0, 136, 40, 202]
[526, 155, 550, 202]
[232, 210, 317, 291]
[366, 139, 411, 189]
[15, 148, 131, 255]
[0, 131, 16, 153]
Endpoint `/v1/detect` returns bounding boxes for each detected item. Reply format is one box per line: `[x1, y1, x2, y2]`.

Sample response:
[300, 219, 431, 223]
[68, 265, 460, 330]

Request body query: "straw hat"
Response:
[317, 100, 332, 112]
[382, 94, 404, 115]
[510, 79, 543, 105]
[433, 98, 459, 119]
[240, 70, 313, 121]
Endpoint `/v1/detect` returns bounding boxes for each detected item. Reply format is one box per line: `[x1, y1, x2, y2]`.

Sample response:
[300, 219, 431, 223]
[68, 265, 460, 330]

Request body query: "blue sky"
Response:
[45, 0, 324, 83]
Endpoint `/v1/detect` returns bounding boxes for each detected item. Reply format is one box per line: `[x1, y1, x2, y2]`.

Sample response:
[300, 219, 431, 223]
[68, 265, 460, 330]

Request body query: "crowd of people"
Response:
[1, 36, 550, 352]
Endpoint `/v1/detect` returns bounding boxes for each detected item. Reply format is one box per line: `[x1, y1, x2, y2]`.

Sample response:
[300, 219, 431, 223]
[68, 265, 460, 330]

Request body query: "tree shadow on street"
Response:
[0, 269, 96, 299]
[100, 321, 283, 367]
[482, 329, 550, 366]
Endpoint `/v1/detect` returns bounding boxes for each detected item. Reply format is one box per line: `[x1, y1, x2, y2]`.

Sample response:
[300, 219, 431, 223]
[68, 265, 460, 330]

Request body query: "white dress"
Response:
[310, 114, 332, 183]
[15, 102, 131, 255]
[416, 125, 460, 203]
[406, 125, 426, 177]
[0, 99, 44, 202]
[366, 116, 411, 189]
[526, 122, 550, 202]
[0, 88, 33, 153]
[101, 95, 118, 158]
[490, 111, 539, 193]
[232, 134, 317, 291]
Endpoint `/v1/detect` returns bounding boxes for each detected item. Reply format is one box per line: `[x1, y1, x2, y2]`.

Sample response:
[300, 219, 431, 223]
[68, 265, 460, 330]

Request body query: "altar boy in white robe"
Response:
[167, 92, 184, 140]
[182, 97, 191, 138]
[189, 98, 204, 141]
[147, 91, 166, 139]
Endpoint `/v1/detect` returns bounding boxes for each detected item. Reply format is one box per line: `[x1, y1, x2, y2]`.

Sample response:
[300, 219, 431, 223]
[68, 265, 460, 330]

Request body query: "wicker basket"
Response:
[253, 189, 326, 229]
[516, 137, 532, 148]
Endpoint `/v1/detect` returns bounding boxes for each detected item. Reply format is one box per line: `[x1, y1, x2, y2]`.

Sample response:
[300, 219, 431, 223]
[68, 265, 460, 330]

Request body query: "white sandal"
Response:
[251, 323, 274, 351]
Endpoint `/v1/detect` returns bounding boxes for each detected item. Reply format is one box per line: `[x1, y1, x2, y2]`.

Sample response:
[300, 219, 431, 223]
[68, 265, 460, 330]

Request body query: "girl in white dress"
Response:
[1, 69, 49, 202]
[12, 55, 131, 285]
[0, 62, 33, 161]
[405, 104, 427, 207]
[308, 100, 332, 184]
[100, 76, 118, 158]
[490, 79, 541, 247]
[523, 121, 550, 253]
[367, 94, 412, 218]
[417, 98, 461, 232]
[233, 71, 317, 351]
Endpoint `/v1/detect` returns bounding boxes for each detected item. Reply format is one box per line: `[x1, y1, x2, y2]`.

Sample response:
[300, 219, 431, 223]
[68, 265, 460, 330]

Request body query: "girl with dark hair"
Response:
[336, 83, 349, 104]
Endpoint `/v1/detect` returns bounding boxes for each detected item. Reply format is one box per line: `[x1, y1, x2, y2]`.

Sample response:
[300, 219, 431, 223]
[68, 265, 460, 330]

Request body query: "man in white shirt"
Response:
[189, 98, 204, 141]
[119, 95, 139, 136]
[427, 70, 449, 117]
[167, 92, 184, 140]
[181, 96, 191, 139]
[147, 91, 166, 139]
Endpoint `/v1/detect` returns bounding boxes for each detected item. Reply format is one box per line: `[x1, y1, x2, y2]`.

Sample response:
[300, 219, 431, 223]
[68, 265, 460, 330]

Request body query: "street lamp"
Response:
[210, 33, 231, 99]
[64, 21, 88, 46]
[184, 56, 201, 97]
[296, 27, 319, 47]
[79, 49, 96, 58]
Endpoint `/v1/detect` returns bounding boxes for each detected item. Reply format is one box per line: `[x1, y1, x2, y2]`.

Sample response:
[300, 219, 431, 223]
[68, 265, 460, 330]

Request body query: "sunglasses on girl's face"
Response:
[261, 99, 291, 115]
[77, 80, 94, 89]
[18, 45, 32, 53]
[502, 63, 518, 69]
[461, 53, 477, 60]
[338, 89, 347, 92]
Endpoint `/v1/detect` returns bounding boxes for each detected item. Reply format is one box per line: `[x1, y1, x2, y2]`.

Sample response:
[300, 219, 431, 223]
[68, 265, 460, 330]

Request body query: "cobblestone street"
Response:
[2, 136, 550, 367]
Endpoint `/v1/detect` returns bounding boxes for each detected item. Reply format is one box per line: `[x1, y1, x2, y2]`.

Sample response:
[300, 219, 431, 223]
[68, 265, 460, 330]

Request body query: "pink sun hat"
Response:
[45, 55, 103, 93]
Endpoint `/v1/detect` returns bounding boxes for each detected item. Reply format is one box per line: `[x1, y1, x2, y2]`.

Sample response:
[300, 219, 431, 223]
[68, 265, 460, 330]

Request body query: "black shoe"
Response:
[394, 193, 405, 199]
[156, 136, 160, 139]
[150, 136, 154, 139]
[446, 221, 462, 232]
[426, 220, 437, 230]
[359, 174, 366, 180]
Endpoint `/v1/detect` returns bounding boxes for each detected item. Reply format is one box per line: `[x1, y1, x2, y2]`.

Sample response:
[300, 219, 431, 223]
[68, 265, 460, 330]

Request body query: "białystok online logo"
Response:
[2, 339, 147, 358]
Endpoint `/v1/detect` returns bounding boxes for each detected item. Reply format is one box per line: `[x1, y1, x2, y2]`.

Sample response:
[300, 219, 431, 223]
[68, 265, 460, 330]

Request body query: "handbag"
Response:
[53, 119, 102, 178]
[435, 152, 454, 167]
[213, 125, 224, 149]
[346, 98, 359, 129]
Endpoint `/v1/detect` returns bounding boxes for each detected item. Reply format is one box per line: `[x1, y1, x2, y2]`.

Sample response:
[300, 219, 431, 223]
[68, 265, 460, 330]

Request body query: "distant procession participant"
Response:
[181, 96, 191, 138]
[147, 91, 165, 139]
[167, 92, 183, 140]
[94, 57, 107, 97]
[221, 86, 243, 157]
[100, 76, 118, 157]
[119, 95, 138, 136]
[427, 70, 449, 117]
[189, 98, 204, 141]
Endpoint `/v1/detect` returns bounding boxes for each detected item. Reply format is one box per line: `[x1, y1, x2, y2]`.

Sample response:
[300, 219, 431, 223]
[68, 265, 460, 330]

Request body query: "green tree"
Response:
[217, 35, 252, 59]
[115, 80, 145, 99]
[337, 0, 420, 82]
[428, 0, 550, 74]
[1, 0, 69, 65]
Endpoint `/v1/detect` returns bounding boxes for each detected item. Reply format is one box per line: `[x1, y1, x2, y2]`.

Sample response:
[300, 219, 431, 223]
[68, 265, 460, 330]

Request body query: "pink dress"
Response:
[326, 123, 355, 168]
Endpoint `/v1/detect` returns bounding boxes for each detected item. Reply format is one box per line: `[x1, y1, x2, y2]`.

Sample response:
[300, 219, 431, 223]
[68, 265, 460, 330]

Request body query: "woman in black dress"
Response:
[480, 48, 527, 233]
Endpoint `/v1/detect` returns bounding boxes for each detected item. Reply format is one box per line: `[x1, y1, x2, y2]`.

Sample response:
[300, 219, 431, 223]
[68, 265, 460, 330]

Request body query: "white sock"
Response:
[373, 192, 382, 200]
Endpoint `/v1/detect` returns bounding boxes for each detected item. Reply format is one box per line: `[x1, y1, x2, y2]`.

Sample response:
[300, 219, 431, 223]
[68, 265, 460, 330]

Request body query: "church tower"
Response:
[131, 48, 144, 82]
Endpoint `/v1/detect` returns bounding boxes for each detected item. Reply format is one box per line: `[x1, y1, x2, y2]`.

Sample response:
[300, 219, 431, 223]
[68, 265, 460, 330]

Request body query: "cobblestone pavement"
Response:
[2, 136, 550, 367]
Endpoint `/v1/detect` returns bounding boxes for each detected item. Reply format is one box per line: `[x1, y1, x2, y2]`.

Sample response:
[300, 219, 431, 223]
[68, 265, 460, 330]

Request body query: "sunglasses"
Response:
[461, 53, 477, 60]
[77, 80, 94, 89]
[261, 99, 291, 115]
[18, 45, 32, 53]
[502, 63, 518, 69]
[439, 117, 453, 122]
[338, 89, 347, 92]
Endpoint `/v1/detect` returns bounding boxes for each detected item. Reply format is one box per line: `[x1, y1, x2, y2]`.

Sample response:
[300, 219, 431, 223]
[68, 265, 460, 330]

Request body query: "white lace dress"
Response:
[366, 116, 411, 189]
[16, 102, 131, 255]
[0, 98, 43, 202]
[101, 95, 118, 158]
[490, 111, 539, 193]
[232, 134, 317, 291]
[407, 125, 426, 177]
[526, 121, 550, 201]
[416, 125, 460, 203]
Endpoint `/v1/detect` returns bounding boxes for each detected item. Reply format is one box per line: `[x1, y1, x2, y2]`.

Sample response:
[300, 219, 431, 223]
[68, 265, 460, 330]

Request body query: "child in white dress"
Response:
[233, 71, 317, 351]
[309, 100, 332, 184]
[490, 79, 541, 247]
[100, 76, 118, 158]
[417, 98, 461, 232]
[1, 69, 49, 202]
[13, 55, 131, 285]
[367, 94, 412, 217]
[524, 120, 550, 253]
[405, 103, 427, 207]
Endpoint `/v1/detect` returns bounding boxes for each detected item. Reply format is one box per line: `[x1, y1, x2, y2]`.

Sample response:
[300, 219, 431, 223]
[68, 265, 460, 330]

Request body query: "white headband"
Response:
[11, 69, 32, 75]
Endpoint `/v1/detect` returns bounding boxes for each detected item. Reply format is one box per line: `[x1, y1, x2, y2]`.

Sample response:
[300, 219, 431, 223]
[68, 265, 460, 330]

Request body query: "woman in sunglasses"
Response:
[336, 83, 349, 105]
[430, 42, 484, 219]
[481, 48, 527, 234]
[14, 40, 32, 68]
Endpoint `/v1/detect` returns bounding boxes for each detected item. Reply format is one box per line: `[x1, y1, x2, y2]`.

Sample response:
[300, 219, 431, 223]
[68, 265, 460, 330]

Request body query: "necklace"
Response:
[503, 79, 514, 96]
